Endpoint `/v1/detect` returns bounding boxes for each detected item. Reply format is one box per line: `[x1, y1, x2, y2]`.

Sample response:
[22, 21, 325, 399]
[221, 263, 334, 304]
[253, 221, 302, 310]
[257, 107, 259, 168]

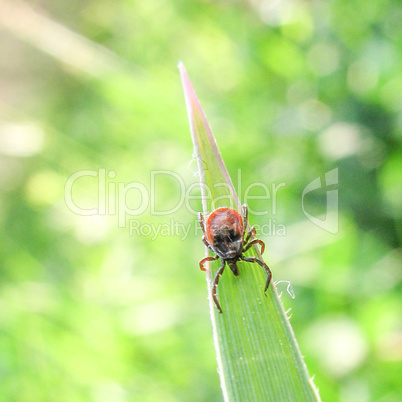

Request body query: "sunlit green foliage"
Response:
[181, 62, 319, 401]
[0, 0, 400, 401]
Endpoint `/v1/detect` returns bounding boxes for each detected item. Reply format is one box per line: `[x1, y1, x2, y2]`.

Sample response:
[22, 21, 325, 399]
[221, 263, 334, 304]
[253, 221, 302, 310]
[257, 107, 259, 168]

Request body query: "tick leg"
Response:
[240, 255, 272, 293]
[199, 212, 214, 252]
[202, 235, 214, 252]
[212, 260, 226, 314]
[241, 204, 248, 241]
[198, 212, 206, 235]
[243, 238, 265, 255]
[243, 226, 257, 246]
[199, 255, 219, 272]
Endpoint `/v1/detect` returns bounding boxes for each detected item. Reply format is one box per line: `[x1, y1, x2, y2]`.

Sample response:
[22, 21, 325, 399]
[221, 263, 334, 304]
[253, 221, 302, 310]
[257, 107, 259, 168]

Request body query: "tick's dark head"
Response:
[206, 207, 243, 259]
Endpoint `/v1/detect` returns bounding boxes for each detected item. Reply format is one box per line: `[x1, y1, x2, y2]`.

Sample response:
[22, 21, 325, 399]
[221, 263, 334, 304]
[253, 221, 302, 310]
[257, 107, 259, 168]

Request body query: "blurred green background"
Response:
[0, 0, 401, 401]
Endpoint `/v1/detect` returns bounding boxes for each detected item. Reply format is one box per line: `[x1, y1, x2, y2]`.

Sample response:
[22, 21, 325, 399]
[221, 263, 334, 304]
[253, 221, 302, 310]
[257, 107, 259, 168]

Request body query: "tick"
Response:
[198, 204, 272, 313]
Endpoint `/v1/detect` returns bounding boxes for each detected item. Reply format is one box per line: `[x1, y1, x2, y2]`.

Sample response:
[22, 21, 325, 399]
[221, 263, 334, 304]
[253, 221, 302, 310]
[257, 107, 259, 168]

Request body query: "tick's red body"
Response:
[199, 204, 272, 313]
[206, 208, 243, 273]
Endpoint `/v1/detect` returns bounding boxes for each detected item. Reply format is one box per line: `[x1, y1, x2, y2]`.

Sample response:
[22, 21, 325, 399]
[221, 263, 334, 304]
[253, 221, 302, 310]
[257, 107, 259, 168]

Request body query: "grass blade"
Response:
[179, 62, 320, 401]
